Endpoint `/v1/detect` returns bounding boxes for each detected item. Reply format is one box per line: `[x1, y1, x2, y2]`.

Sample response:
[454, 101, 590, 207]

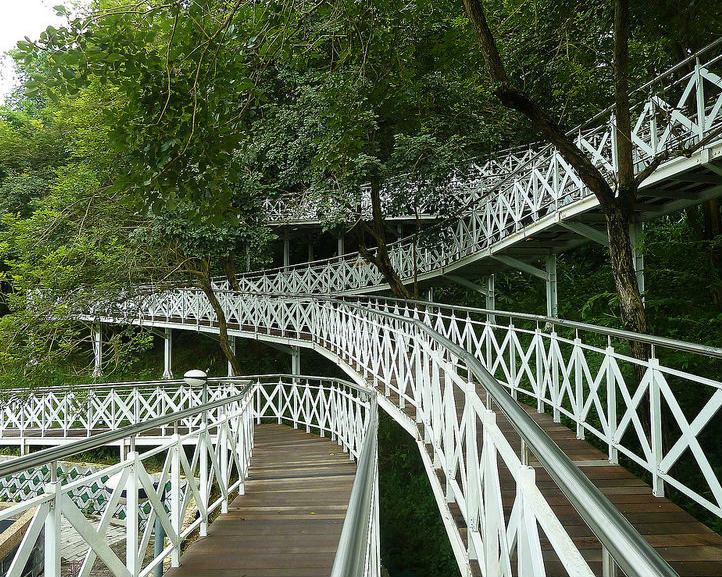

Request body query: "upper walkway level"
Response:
[216, 40, 722, 297]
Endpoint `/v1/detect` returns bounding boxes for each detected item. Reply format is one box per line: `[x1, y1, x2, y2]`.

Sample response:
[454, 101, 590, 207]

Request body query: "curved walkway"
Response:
[167, 423, 356, 577]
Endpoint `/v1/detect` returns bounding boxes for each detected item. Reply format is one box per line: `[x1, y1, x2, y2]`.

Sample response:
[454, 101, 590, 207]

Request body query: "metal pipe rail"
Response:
[395, 310, 677, 577]
[93, 289, 714, 576]
[0, 375, 379, 577]
[331, 396, 379, 577]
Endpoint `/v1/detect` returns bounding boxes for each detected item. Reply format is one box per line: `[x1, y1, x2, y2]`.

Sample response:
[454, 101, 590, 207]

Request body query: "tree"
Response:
[458, 0, 715, 349]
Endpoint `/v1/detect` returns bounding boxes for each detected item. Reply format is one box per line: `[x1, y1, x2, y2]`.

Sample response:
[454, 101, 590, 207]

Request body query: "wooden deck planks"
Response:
[166, 423, 356, 577]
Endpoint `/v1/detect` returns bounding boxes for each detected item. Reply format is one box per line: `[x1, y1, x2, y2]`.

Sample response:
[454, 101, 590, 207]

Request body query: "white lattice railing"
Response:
[225, 43, 722, 295]
[92, 289, 707, 576]
[261, 145, 536, 223]
[0, 376, 378, 577]
[0, 380, 245, 442]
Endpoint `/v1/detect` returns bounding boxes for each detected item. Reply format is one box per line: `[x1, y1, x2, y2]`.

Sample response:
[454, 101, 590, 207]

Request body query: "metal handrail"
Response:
[331, 393, 378, 577]
[347, 294, 722, 358]
[0, 384, 254, 479]
[153, 287, 722, 359]
[333, 298, 678, 577]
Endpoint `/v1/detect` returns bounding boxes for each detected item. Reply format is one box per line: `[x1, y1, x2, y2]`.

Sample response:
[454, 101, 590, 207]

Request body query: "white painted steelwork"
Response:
[225, 44, 722, 296]
[0, 375, 378, 577]
[88, 289, 702, 577]
[261, 145, 537, 223]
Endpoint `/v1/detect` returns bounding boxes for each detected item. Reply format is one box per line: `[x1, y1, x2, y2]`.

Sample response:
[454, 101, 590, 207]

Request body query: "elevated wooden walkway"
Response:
[390, 385, 722, 576]
[166, 424, 356, 577]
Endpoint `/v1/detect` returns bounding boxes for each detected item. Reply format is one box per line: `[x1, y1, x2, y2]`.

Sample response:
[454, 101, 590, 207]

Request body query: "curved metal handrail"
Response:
[331, 390, 378, 577]
[333, 296, 678, 577]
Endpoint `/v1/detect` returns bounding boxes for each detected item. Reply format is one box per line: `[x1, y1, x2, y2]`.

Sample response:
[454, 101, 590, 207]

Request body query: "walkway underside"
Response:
[166, 423, 356, 577]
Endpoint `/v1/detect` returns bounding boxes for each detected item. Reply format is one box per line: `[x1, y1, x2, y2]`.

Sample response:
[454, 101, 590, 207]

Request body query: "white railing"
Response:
[0, 376, 378, 577]
[261, 145, 537, 223]
[0, 379, 246, 442]
[223, 42, 722, 295]
[93, 289, 699, 577]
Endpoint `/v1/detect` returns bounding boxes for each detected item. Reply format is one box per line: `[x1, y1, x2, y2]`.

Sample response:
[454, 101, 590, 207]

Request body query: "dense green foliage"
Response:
[0, 1, 721, 575]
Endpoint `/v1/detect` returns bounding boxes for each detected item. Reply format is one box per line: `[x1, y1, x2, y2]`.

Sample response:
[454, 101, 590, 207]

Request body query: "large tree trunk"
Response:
[195, 259, 242, 375]
[360, 175, 414, 300]
[461, 0, 649, 337]
[605, 202, 649, 341]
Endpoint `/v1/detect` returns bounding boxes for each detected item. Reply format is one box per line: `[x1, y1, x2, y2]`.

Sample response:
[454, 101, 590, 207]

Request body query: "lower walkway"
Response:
[166, 423, 356, 577]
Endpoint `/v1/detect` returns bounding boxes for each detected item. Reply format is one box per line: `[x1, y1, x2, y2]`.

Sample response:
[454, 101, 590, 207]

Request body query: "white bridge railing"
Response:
[0, 376, 378, 577]
[0, 379, 245, 444]
[222, 40, 722, 295]
[91, 288, 715, 577]
[261, 145, 536, 223]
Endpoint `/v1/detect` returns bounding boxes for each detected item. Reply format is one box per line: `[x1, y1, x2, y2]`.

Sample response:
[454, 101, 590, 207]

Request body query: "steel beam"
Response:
[560, 222, 609, 247]
[492, 256, 547, 280]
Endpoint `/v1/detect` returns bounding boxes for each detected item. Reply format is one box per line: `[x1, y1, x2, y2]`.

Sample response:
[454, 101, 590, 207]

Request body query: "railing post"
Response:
[44, 463, 61, 577]
[535, 328, 544, 413]
[606, 345, 618, 464]
[695, 58, 706, 141]
[465, 380, 479, 562]
[126, 451, 140, 577]
[170, 434, 181, 567]
[602, 545, 618, 577]
[508, 321, 517, 400]
[649, 357, 665, 497]
[221, 417, 229, 514]
[200, 428, 209, 536]
[574, 337, 585, 439]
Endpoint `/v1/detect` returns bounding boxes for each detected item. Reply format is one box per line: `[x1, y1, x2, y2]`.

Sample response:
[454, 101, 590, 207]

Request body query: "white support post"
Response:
[283, 236, 290, 271]
[337, 234, 345, 258]
[427, 287, 434, 302]
[486, 274, 495, 324]
[170, 436, 181, 567]
[545, 254, 558, 318]
[44, 480, 61, 577]
[200, 433, 209, 537]
[92, 324, 102, 379]
[649, 357, 665, 498]
[228, 335, 236, 377]
[630, 220, 645, 301]
[163, 328, 173, 379]
[291, 346, 300, 381]
[126, 452, 139, 576]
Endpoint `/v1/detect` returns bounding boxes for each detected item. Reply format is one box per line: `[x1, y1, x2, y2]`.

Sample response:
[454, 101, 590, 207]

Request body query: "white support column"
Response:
[427, 287, 434, 302]
[545, 255, 558, 318]
[228, 336, 236, 377]
[283, 236, 290, 271]
[629, 220, 645, 300]
[163, 328, 173, 379]
[291, 346, 300, 380]
[486, 274, 495, 324]
[92, 324, 102, 379]
[44, 481, 62, 577]
[337, 234, 345, 258]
